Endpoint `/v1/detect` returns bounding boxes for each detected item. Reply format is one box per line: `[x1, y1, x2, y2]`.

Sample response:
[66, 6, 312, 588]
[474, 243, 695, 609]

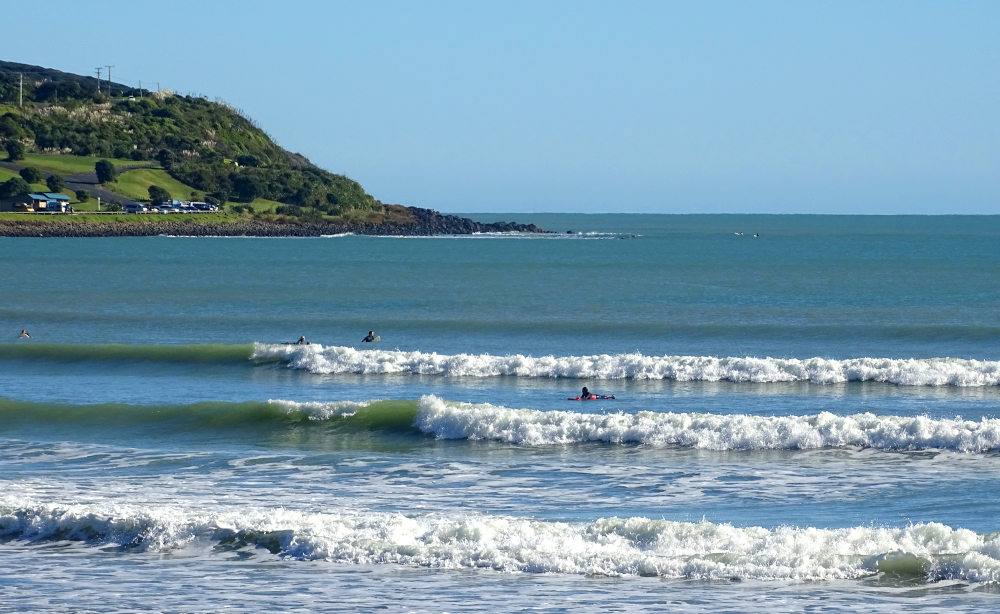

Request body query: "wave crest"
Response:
[414, 396, 1000, 452]
[252, 344, 1000, 386]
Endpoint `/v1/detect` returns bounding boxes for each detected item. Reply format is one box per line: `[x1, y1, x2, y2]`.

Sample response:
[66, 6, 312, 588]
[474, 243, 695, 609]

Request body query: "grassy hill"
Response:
[0, 60, 382, 217]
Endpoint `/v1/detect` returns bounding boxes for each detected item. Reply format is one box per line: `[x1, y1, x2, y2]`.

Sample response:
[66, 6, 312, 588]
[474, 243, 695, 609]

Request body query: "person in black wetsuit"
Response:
[363, 331, 377, 342]
[295, 336, 307, 345]
[580, 386, 593, 400]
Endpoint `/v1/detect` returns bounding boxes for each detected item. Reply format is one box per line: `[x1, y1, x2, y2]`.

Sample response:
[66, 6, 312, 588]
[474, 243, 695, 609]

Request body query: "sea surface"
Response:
[2, 213, 1000, 612]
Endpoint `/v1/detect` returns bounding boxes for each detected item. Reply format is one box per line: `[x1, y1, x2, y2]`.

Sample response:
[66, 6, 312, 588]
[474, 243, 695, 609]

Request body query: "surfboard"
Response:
[567, 395, 615, 401]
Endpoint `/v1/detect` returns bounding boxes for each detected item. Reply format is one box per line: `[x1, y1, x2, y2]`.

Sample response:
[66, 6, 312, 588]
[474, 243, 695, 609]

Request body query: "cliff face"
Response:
[0, 208, 547, 237]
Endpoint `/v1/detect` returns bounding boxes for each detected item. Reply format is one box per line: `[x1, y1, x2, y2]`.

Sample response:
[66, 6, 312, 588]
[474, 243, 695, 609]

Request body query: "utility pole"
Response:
[18, 73, 22, 108]
[95, 67, 102, 94]
[105, 65, 115, 97]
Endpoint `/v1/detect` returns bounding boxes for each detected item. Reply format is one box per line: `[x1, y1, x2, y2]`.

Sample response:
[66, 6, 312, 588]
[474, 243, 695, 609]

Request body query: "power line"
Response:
[94, 67, 102, 94]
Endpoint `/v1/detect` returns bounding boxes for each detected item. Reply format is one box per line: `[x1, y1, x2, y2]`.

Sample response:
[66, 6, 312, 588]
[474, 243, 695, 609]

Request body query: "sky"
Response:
[3, 0, 998, 214]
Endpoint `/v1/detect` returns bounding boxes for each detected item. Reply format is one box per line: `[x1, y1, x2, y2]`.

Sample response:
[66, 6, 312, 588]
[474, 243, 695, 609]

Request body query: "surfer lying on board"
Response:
[295, 336, 307, 345]
[570, 386, 615, 401]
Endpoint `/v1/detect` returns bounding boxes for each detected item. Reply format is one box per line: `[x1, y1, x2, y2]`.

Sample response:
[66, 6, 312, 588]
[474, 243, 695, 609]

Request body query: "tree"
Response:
[19, 167, 43, 184]
[148, 185, 171, 204]
[75, 189, 90, 203]
[156, 148, 176, 168]
[208, 190, 229, 206]
[5, 140, 24, 161]
[95, 159, 116, 184]
[232, 174, 260, 202]
[46, 175, 65, 193]
[0, 176, 30, 197]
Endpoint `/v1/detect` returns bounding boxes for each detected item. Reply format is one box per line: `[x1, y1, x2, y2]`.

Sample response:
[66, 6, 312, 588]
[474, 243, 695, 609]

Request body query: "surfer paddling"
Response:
[18, 329, 30, 339]
[571, 386, 615, 401]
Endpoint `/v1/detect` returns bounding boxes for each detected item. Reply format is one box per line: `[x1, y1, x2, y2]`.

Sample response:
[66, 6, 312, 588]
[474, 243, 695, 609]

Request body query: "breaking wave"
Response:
[253, 344, 1000, 387]
[412, 396, 1000, 452]
[2, 497, 999, 582]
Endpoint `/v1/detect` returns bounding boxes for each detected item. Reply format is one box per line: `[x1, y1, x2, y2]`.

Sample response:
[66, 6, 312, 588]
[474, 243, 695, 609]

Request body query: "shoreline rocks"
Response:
[0, 207, 549, 238]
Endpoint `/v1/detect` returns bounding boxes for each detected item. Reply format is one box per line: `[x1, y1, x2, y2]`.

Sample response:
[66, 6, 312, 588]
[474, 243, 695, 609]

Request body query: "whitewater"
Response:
[4, 497, 1000, 583]
[255, 343, 1000, 386]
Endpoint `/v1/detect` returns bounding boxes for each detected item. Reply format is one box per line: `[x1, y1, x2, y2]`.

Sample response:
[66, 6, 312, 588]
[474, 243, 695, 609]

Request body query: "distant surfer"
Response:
[295, 335, 307, 345]
[581, 386, 593, 400]
[18, 329, 30, 339]
[363, 331, 377, 343]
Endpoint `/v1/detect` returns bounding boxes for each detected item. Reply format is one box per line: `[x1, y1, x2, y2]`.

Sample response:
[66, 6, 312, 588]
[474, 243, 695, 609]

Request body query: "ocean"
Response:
[1, 213, 999, 612]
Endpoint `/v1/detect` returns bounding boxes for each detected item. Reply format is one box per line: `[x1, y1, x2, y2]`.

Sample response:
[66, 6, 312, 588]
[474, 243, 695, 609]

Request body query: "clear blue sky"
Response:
[5, 0, 998, 213]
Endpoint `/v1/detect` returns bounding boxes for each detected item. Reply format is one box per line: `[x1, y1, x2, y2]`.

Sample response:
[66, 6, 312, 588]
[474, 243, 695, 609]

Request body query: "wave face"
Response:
[2, 497, 998, 582]
[253, 344, 1000, 386]
[413, 396, 1000, 452]
[0, 397, 411, 434]
[5, 395, 1000, 453]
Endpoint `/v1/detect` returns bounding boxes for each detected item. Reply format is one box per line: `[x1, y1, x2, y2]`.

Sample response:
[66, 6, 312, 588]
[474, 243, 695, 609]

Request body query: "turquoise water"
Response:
[2, 214, 1000, 612]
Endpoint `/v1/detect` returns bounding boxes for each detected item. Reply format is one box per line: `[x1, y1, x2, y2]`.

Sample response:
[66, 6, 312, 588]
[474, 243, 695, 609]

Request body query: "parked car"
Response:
[124, 203, 147, 213]
[13, 203, 34, 212]
[155, 204, 177, 213]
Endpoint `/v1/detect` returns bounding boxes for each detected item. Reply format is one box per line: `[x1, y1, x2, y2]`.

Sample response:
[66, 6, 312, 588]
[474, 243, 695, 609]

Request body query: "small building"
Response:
[29, 193, 71, 212]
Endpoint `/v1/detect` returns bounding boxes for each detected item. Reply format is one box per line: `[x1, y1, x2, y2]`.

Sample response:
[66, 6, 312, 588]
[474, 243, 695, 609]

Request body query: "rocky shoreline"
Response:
[0, 207, 549, 238]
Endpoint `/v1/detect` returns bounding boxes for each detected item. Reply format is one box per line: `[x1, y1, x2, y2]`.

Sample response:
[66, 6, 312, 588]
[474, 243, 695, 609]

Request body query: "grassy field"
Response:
[18, 153, 149, 175]
[0, 167, 49, 194]
[115, 168, 203, 201]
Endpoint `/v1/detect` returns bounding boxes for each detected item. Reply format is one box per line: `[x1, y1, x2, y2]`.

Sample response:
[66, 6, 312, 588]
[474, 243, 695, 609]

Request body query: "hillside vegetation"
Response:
[0, 61, 382, 215]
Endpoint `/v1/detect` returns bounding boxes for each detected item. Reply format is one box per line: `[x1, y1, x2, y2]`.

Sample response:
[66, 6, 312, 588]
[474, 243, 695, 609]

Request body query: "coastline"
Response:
[0, 207, 549, 237]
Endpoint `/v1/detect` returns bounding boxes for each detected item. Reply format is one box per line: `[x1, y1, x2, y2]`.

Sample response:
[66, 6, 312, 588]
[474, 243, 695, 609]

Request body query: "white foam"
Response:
[414, 396, 1000, 452]
[266, 399, 373, 420]
[251, 344, 1000, 387]
[2, 496, 998, 582]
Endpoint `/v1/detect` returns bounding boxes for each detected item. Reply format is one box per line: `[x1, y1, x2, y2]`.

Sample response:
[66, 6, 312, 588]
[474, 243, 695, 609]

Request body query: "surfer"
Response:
[580, 386, 593, 400]
[295, 335, 307, 345]
[363, 331, 377, 343]
[18, 329, 30, 339]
